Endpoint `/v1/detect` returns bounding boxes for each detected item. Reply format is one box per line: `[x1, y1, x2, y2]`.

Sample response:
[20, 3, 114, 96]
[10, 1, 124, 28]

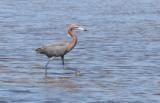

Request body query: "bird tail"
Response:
[35, 47, 44, 54]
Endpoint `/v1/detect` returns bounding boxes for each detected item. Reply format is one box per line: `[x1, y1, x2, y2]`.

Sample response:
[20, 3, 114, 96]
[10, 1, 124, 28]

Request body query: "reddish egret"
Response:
[36, 24, 87, 68]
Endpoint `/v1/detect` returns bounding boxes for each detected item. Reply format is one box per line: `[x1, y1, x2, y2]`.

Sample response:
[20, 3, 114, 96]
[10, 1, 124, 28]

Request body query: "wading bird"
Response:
[36, 24, 87, 68]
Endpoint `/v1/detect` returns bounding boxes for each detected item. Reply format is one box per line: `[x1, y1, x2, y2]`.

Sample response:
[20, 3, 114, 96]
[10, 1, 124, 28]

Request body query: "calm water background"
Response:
[0, 0, 160, 103]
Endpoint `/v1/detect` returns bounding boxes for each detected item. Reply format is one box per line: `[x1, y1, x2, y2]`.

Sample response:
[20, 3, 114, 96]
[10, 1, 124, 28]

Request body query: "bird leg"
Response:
[61, 56, 64, 66]
[45, 58, 52, 68]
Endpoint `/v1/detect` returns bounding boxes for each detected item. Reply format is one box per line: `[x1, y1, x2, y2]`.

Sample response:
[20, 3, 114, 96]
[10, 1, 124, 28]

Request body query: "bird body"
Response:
[36, 40, 69, 57]
[36, 24, 87, 68]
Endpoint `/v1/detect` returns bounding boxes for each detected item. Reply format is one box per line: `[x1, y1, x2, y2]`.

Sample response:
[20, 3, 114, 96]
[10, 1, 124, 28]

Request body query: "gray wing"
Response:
[36, 41, 69, 57]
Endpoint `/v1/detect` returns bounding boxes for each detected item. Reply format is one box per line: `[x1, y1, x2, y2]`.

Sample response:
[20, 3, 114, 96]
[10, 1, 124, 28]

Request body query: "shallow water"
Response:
[0, 0, 160, 103]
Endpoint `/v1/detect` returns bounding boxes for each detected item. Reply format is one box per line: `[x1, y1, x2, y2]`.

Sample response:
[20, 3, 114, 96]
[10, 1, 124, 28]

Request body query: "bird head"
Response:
[68, 24, 88, 31]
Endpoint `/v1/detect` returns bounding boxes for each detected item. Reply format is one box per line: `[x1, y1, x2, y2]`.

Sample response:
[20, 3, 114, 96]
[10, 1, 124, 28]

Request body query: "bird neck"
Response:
[67, 28, 77, 52]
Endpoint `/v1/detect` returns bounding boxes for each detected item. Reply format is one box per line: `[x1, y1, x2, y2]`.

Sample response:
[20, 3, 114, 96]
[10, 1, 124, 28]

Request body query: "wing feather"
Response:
[37, 40, 69, 57]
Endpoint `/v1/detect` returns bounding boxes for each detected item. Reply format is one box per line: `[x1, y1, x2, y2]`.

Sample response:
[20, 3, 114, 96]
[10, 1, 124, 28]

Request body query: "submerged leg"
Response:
[45, 59, 51, 68]
[44, 59, 50, 75]
[45, 57, 55, 68]
[44, 58, 54, 74]
[61, 56, 64, 66]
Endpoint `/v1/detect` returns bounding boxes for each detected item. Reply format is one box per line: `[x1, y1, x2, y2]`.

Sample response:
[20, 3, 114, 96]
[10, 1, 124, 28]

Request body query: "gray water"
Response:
[0, 0, 160, 103]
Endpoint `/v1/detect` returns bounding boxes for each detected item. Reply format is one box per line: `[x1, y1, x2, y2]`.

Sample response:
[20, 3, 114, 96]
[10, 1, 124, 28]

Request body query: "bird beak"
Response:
[77, 27, 88, 31]
[84, 29, 88, 31]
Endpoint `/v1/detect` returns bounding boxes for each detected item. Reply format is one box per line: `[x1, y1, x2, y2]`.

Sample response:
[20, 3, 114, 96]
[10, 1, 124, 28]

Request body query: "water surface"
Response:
[0, 0, 160, 103]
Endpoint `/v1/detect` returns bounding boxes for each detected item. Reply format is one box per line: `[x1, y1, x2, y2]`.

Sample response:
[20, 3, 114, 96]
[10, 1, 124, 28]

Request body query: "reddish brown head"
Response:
[66, 23, 87, 52]
[67, 24, 87, 32]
